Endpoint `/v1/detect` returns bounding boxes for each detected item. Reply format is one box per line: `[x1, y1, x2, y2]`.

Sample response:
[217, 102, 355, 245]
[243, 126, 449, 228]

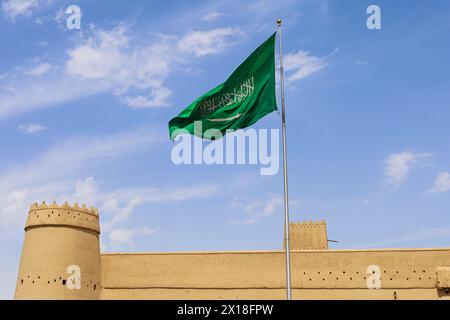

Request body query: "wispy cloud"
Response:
[177, 27, 243, 57]
[428, 172, 450, 194]
[382, 151, 433, 191]
[25, 62, 52, 76]
[201, 11, 227, 22]
[359, 226, 450, 248]
[65, 24, 174, 108]
[67, 177, 219, 249]
[122, 88, 172, 109]
[0, 24, 245, 120]
[229, 193, 286, 225]
[1, 0, 51, 21]
[18, 123, 47, 134]
[284, 48, 337, 83]
[108, 227, 157, 249]
[0, 127, 163, 228]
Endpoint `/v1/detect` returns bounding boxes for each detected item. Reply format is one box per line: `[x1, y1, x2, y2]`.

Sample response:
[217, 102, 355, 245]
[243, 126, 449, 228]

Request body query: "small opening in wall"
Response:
[48, 281, 50, 284]
[21, 279, 23, 284]
[62, 280, 66, 285]
[94, 284, 97, 291]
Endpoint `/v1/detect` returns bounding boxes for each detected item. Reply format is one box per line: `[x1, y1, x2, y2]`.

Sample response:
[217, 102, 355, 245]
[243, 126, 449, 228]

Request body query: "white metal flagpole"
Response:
[277, 18, 292, 300]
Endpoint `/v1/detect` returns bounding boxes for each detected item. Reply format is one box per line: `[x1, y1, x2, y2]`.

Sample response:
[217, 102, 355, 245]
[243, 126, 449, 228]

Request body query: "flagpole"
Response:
[277, 18, 292, 300]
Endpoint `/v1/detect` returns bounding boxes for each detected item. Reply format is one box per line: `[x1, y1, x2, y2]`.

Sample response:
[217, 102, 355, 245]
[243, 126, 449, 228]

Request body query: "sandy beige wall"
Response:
[102, 288, 449, 300]
[101, 248, 450, 300]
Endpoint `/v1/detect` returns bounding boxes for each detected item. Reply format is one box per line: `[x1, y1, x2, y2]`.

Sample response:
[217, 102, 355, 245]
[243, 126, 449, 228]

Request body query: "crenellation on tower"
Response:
[25, 201, 100, 234]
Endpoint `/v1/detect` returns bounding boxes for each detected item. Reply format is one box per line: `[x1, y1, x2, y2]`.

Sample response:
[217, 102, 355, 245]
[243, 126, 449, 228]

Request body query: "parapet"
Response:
[25, 201, 100, 234]
[284, 220, 328, 250]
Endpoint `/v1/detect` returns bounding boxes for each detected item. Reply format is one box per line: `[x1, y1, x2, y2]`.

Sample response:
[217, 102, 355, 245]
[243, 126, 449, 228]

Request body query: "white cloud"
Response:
[123, 87, 172, 109]
[230, 193, 284, 225]
[201, 11, 227, 22]
[382, 151, 432, 191]
[99, 183, 219, 232]
[109, 227, 157, 248]
[284, 48, 337, 83]
[0, 24, 244, 119]
[41, 176, 218, 248]
[18, 123, 47, 133]
[1, 0, 50, 21]
[65, 25, 130, 79]
[428, 172, 450, 194]
[0, 189, 28, 228]
[0, 76, 112, 119]
[178, 27, 242, 57]
[0, 127, 163, 228]
[0, 25, 175, 119]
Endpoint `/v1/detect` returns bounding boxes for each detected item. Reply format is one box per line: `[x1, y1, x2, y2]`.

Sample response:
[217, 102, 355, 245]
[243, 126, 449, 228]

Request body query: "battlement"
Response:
[25, 201, 100, 234]
[284, 220, 328, 250]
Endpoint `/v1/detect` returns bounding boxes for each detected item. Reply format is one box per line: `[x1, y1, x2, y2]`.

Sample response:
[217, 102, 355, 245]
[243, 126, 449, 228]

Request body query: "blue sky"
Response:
[1, 0, 450, 299]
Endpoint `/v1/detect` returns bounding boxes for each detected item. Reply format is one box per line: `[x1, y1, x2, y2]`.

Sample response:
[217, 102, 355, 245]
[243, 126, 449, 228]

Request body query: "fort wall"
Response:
[14, 202, 450, 300]
[100, 248, 450, 300]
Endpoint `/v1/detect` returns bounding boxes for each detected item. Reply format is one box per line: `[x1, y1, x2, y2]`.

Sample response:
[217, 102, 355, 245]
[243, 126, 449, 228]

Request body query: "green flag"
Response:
[168, 32, 277, 140]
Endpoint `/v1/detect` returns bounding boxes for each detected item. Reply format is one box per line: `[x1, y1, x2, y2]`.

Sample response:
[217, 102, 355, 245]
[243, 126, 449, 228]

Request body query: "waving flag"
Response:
[169, 33, 277, 140]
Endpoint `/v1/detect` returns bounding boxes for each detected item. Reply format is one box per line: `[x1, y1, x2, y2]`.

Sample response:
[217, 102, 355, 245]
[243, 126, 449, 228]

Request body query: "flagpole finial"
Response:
[277, 18, 282, 26]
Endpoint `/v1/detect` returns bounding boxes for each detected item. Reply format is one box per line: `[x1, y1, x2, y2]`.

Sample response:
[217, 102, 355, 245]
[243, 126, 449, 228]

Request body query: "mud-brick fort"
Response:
[14, 202, 450, 300]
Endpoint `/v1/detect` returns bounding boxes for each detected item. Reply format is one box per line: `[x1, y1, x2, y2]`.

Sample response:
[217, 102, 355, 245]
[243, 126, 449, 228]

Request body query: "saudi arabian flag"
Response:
[169, 32, 277, 140]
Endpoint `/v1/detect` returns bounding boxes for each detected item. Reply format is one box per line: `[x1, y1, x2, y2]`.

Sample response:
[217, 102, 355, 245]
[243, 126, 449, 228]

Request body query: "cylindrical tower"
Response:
[14, 201, 101, 300]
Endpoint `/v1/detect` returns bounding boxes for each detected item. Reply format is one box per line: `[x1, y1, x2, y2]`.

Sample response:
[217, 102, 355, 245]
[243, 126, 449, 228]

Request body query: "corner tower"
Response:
[14, 201, 101, 299]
